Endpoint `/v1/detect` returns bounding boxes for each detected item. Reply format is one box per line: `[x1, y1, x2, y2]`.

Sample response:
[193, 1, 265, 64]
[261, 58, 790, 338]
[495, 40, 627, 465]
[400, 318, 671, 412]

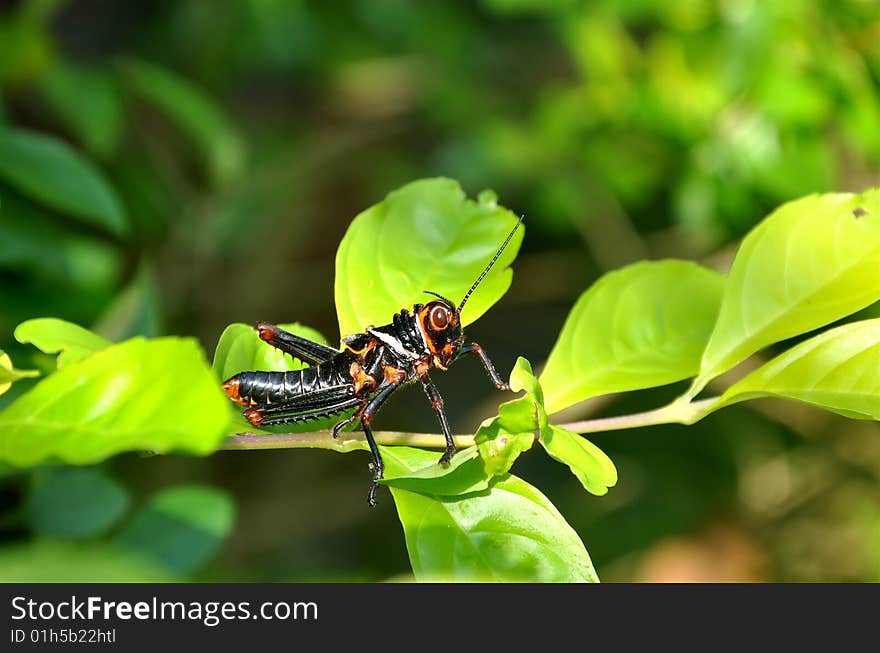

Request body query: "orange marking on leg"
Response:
[383, 365, 408, 385]
[414, 359, 430, 378]
[256, 322, 279, 343]
[244, 407, 264, 426]
[350, 361, 377, 395]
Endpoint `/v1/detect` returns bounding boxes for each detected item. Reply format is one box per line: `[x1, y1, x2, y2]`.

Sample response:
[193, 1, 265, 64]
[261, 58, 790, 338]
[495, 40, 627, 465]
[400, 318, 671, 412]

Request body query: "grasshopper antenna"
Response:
[458, 215, 524, 314]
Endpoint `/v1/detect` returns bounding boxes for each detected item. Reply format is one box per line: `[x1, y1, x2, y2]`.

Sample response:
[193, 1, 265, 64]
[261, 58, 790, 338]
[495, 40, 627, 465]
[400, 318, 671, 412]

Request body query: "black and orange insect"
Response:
[223, 217, 522, 505]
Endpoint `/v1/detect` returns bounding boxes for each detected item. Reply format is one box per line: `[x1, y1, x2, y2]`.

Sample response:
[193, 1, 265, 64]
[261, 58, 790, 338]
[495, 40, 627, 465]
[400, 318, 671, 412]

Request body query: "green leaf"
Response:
[0, 127, 127, 235]
[92, 262, 162, 340]
[717, 319, 880, 420]
[509, 358, 616, 496]
[114, 485, 235, 575]
[379, 445, 490, 496]
[541, 425, 617, 496]
[0, 540, 173, 582]
[385, 446, 598, 582]
[334, 178, 522, 338]
[23, 467, 130, 539]
[15, 317, 111, 367]
[473, 358, 544, 477]
[0, 190, 124, 289]
[41, 62, 124, 157]
[540, 260, 724, 414]
[212, 321, 330, 381]
[693, 190, 880, 393]
[0, 336, 230, 467]
[118, 58, 245, 187]
[0, 350, 39, 396]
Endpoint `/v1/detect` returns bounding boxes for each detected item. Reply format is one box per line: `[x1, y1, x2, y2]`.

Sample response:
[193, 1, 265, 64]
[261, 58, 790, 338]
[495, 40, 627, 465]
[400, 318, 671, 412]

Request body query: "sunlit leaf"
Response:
[717, 319, 880, 420]
[511, 358, 616, 495]
[541, 425, 617, 496]
[540, 260, 724, 414]
[0, 127, 127, 235]
[0, 350, 39, 396]
[15, 317, 111, 368]
[23, 467, 130, 539]
[380, 445, 489, 496]
[334, 179, 522, 338]
[0, 336, 230, 466]
[693, 191, 880, 393]
[385, 446, 598, 582]
[115, 485, 235, 575]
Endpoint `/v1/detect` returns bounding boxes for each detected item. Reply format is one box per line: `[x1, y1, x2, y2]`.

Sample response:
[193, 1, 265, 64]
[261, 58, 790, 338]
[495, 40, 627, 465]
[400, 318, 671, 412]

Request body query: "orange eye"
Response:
[429, 305, 449, 330]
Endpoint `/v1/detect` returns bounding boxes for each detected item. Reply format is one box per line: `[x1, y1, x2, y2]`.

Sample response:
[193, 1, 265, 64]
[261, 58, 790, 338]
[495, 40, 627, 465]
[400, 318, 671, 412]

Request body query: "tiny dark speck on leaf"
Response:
[852, 207, 869, 218]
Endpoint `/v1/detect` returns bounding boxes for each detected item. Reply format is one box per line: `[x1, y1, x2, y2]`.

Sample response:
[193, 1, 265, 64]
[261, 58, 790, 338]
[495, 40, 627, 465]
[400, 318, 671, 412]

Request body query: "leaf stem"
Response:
[220, 398, 721, 451]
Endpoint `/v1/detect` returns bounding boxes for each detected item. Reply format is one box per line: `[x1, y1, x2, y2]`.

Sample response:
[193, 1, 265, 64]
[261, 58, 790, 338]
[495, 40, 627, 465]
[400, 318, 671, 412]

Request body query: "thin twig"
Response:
[220, 397, 721, 451]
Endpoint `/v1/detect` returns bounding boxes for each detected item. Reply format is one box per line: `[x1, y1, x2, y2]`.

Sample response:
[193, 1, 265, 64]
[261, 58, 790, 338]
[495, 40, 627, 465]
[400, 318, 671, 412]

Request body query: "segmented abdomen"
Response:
[235, 361, 350, 406]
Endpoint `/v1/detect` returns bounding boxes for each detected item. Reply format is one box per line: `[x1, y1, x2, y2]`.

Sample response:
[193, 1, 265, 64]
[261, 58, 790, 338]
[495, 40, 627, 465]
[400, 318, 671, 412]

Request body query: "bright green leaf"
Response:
[41, 62, 124, 157]
[0, 350, 39, 395]
[475, 424, 535, 478]
[23, 468, 130, 539]
[118, 58, 245, 187]
[15, 317, 111, 367]
[0, 336, 230, 467]
[693, 190, 880, 393]
[385, 446, 598, 582]
[379, 445, 490, 496]
[508, 357, 615, 495]
[212, 321, 330, 381]
[334, 178, 522, 338]
[114, 485, 235, 575]
[540, 260, 724, 414]
[0, 127, 127, 235]
[0, 540, 173, 582]
[541, 425, 617, 496]
[717, 319, 880, 420]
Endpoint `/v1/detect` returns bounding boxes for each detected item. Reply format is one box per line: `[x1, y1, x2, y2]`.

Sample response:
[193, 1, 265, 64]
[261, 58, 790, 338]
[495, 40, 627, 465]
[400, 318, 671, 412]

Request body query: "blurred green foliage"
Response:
[1, 0, 879, 581]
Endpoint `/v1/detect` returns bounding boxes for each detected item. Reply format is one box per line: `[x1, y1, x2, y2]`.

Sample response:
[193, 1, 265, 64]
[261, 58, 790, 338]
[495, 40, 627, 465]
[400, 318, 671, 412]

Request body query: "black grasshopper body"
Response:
[223, 218, 521, 505]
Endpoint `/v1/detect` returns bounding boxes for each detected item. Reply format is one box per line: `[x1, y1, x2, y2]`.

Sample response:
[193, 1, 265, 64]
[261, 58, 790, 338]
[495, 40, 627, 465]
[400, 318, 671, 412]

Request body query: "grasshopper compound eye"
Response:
[429, 305, 450, 330]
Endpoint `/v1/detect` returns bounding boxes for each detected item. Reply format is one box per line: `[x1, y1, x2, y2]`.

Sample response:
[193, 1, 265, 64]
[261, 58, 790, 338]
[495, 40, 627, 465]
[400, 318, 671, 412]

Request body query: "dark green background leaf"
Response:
[0, 127, 127, 234]
[23, 467, 130, 539]
[114, 485, 235, 575]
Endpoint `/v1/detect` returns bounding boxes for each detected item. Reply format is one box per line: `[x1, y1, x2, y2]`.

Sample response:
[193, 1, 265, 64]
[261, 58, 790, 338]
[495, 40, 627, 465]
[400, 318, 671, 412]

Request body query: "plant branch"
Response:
[222, 431, 475, 452]
[220, 397, 722, 451]
[556, 397, 720, 434]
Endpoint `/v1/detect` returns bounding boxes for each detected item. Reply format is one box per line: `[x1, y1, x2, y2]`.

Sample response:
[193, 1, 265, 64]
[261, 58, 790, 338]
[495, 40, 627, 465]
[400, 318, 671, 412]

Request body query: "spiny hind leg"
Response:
[255, 322, 340, 365]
